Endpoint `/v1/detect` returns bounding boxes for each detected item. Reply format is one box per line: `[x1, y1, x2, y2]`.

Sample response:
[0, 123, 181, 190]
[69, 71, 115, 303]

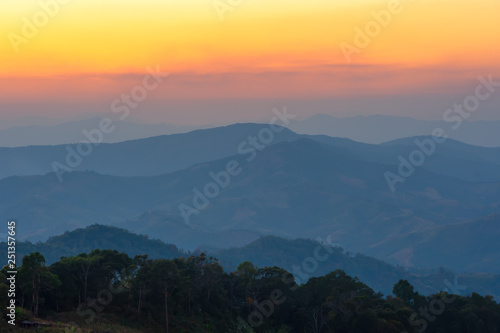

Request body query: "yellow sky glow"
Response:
[0, 0, 499, 102]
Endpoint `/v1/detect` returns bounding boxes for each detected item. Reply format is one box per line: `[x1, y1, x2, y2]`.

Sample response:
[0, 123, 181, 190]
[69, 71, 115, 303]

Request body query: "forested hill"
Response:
[1, 224, 184, 264]
[3, 225, 500, 300]
[214, 235, 500, 299]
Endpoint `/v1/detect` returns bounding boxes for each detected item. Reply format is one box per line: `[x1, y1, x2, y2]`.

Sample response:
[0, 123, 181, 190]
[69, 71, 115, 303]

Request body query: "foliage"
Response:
[1, 251, 500, 332]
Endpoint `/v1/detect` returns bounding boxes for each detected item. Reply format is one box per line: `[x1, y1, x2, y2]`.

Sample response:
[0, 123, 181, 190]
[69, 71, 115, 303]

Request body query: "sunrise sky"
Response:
[1, 0, 499, 124]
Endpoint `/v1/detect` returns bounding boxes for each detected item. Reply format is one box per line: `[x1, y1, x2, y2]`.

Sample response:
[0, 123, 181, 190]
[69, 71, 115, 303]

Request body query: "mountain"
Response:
[0, 123, 299, 180]
[119, 211, 263, 250]
[289, 114, 500, 147]
[214, 235, 500, 299]
[311, 135, 500, 183]
[370, 214, 500, 273]
[215, 235, 407, 296]
[2, 123, 500, 184]
[4, 114, 500, 148]
[0, 224, 183, 264]
[0, 117, 197, 147]
[2, 225, 498, 299]
[1, 138, 499, 273]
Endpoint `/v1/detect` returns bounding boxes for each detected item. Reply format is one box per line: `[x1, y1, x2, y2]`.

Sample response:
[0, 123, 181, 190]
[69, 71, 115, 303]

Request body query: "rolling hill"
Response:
[370, 214, 500, 273]
[0, 123, 299, 180]
[2, 225, 498, 299]
[289, 114, 500, 147]
[1, 138, 499, 273]
[2, 123, 500, 185]
[0, 224, 183, 264]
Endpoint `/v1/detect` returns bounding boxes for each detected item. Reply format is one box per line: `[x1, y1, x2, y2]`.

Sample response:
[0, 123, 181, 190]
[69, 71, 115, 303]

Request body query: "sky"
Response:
[0, 0, 499, 125]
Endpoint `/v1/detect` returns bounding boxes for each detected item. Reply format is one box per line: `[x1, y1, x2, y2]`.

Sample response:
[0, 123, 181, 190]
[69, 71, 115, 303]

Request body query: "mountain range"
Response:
[2, 114, 500, 147]
[1, 124, 499, 274]
[288, 114, 500, 147]
[2, 123, 500, 182]
[2, 224, 497, 299]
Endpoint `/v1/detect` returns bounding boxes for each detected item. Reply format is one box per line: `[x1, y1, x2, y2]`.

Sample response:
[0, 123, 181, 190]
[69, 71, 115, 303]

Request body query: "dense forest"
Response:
[2, 250, 500, 332]
[4, 225, 499, 301]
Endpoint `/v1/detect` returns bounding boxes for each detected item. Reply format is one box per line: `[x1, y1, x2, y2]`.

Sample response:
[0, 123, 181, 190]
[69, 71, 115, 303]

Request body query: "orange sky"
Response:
[0, 0, 499, 122]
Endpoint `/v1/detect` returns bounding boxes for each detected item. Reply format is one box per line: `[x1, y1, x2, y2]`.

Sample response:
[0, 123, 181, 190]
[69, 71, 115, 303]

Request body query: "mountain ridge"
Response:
[2, 123, 500, 183]
[1, 138, 499, 273]
[2, 224, 498, 299]
[289, 114, 500, 147]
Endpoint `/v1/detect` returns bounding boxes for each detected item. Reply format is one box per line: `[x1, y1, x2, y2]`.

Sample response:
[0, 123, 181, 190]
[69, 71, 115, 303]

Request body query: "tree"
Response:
[75, 254, 93, 306]
[49, 259, 80, 311]
[88, 249, 133, 294]
[18, 252, 60, 317]
[152, 260, 179, 333]
[392, 279, 415, 306]
[132, 254, 153, 313]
